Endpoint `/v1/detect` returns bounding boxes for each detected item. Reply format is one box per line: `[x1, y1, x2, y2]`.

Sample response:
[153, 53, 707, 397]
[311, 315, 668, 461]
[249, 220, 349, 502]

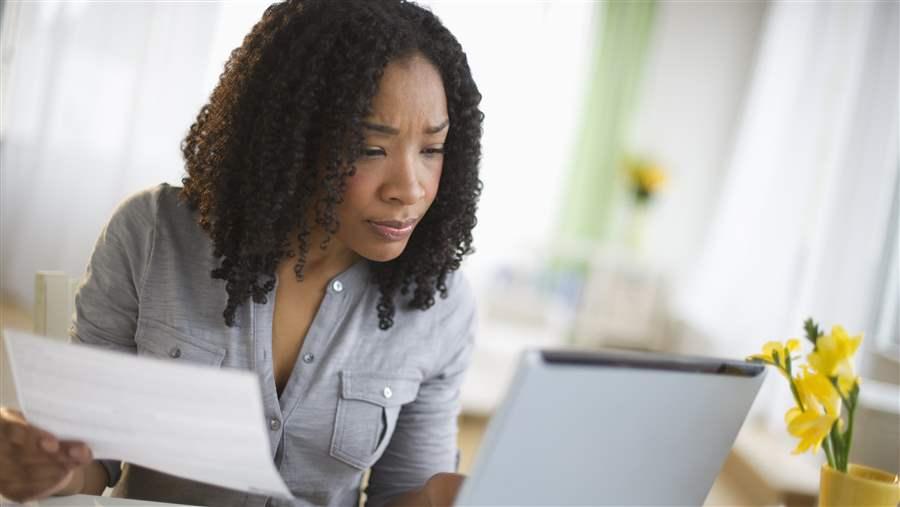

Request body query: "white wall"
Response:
[421, 2, 596, 294]
[627, 0, 766, 276]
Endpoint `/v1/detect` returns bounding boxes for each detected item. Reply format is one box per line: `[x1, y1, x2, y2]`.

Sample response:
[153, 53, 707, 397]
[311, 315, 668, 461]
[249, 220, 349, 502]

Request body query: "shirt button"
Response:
[383, 386, 393, 399]
[302, 353, 314, 364]
[169, 347, 181, 359]
[332, 280, 343, 292]
[269, 417, 281, 431]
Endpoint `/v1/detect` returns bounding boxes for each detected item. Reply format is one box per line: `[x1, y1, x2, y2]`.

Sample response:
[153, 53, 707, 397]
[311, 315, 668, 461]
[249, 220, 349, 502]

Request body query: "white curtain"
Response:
[674, 0, 898, 422]
[0, 2, 233, 307]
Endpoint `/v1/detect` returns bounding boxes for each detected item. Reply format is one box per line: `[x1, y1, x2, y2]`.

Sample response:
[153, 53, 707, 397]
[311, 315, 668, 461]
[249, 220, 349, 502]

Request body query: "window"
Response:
[872, 162, 899, 352]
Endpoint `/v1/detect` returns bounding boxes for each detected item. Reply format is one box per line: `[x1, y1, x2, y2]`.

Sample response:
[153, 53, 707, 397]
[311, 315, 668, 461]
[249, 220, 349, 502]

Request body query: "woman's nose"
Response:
[381, 154, 426, 205]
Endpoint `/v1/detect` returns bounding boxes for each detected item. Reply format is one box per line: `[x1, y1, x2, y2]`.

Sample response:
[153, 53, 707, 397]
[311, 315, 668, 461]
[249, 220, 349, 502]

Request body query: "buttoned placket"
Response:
[276, 269, 354, 426]
[251, 296, 284, 462]
[250, 259, 367, 504]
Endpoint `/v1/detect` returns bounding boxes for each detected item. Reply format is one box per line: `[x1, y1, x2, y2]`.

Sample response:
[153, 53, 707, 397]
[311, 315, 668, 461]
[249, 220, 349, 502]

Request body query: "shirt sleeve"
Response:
[363, 273, 477, 507]
[68, 187, 159, 487]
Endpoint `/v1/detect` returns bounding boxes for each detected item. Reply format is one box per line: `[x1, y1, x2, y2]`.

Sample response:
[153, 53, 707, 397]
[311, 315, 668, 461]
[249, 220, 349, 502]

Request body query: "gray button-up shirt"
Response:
[69, 184, 476, 507]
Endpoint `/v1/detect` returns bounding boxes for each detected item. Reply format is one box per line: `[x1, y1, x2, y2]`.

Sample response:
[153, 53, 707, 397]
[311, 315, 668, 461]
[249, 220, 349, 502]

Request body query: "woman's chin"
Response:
[357, 242, 408, 263]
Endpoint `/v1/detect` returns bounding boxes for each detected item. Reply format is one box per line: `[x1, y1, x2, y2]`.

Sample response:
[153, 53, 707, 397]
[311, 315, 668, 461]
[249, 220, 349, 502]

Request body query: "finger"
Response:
[20, 426, 59, 463]
[22, 462, 70, 483]
[31, 424, 61, 448]
[36, 443, 90, 470]
[1, 452, 66, 467]
[5, 449, 84, 470]
[0, 413, 63, 459]
[0, 434, 77, 469]
[60, 441, 93, 465]
[2, 418, 46, 449]
[22, 426, 67, 461]
[25, 446, 80, 469]
[38, 435, 60, 453]
[5, 420, 27, 446]
[0, 407, 25, 422]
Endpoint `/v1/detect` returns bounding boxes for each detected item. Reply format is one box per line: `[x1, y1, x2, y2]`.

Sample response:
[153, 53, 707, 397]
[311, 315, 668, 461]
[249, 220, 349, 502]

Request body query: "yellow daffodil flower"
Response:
[624, 157, 667, 199]
[746, 319, 865, 471]
[795, 366, 840, 417]
[627, 163, 667, 194]
[747, 339, 800, 375]
[785, 404, 838, 454]
[808, 325, 862, 396]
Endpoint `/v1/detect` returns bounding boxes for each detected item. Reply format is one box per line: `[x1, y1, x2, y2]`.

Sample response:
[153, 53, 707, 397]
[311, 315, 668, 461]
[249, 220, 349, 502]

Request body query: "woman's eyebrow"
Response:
[362, 119, 450, 135]
[425, 119, 449, 134]
[362, 122, 399, 135]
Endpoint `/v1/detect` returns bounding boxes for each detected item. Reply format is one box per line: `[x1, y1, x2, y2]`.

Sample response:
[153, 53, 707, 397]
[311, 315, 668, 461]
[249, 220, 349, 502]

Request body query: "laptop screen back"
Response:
[455, 349, 766, 506]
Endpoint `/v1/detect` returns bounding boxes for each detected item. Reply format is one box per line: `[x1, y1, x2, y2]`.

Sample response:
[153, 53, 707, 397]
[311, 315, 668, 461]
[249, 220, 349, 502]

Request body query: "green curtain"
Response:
[559, 0, 657, 244]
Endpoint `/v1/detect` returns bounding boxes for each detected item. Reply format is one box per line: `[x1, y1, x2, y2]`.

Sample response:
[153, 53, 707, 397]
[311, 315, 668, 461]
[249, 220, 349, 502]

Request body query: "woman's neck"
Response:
[277, 230, 360, 288]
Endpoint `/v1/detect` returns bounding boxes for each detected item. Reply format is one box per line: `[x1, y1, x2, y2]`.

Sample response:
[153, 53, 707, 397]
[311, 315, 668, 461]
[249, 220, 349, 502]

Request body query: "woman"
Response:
[0, 0, 483, 505]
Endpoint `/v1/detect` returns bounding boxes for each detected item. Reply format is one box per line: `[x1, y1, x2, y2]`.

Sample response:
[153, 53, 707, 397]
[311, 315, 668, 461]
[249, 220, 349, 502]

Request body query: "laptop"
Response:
[454, 348, 766, 506]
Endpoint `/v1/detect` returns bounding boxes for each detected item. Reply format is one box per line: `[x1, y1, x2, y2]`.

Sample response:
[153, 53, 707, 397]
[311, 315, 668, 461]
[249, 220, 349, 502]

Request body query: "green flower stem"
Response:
[788, 382, 805, 411]
[842, 387, 859, 472]
[785, 368, 806, 412]
[827, 377, 857, 472]
[823, 436, 837, 470]
[829, 423, 845, 472]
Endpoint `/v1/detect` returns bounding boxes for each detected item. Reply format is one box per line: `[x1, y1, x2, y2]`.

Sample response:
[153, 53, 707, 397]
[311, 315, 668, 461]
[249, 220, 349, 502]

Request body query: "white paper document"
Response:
[5, 493, 201, 506]
[2, 329, 292, 499]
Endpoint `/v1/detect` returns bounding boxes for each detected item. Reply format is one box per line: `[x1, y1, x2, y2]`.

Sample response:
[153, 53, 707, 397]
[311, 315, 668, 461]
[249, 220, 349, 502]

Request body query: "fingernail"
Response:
[40, 437, 59, 452]
[68, 446, 82, 459]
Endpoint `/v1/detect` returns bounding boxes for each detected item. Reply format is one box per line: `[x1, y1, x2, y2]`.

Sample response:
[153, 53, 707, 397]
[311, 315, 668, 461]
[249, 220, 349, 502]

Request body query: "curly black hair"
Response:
[180, 0, 483, 329]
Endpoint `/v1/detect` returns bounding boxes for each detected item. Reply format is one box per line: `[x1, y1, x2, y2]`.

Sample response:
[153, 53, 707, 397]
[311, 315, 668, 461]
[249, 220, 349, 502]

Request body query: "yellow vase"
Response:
[819, 463, 900, 507]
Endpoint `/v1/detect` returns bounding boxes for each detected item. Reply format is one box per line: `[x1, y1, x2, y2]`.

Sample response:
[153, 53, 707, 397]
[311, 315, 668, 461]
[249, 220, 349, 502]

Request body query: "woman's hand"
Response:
[421, 472, 465, 506]
[0, 407, 94, 502]
[386, 472, 466, 507]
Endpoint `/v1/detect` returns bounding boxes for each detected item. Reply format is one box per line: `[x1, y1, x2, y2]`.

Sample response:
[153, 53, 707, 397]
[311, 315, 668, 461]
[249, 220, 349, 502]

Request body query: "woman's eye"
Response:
[363, 147, 385, 158]
[422, 147, 445, 157]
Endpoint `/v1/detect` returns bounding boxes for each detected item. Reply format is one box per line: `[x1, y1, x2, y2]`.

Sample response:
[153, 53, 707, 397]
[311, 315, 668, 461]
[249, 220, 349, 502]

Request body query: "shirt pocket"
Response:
[330, 370, 420, 470]
[134, 318, 227, 367]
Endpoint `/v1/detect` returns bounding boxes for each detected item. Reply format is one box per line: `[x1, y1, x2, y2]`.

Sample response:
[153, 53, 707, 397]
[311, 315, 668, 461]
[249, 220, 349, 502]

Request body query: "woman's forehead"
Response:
[366, 54, 448, 128]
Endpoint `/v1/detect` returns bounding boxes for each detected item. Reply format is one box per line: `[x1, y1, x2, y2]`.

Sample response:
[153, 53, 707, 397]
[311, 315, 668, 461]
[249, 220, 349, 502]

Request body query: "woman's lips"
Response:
[367, 219, 417, 241]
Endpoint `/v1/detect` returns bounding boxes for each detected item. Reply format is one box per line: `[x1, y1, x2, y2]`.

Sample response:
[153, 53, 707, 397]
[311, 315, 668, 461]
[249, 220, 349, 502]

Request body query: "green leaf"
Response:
[804, 318, 822, 348]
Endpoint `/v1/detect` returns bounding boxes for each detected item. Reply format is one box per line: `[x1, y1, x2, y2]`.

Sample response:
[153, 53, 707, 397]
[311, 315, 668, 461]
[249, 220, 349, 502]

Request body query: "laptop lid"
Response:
[455, 348, 766, 506]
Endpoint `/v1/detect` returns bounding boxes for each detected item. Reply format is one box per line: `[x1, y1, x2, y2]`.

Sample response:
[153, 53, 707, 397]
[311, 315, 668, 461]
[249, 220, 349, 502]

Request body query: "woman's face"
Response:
[333, 54, 448, 262]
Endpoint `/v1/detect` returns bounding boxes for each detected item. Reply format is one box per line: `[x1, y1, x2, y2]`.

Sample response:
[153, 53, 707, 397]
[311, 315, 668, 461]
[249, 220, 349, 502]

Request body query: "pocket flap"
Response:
[340, 371, 419, 408]
[135, 319, 226, 366]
